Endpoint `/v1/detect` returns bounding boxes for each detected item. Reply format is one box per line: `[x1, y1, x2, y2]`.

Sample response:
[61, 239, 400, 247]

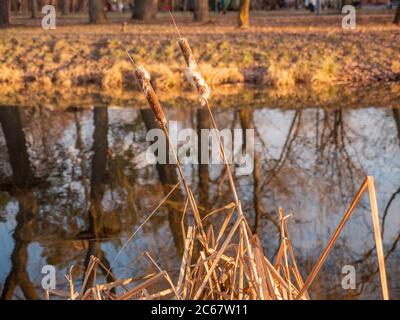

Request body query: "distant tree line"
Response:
[0, 0, 249, 26]
[0, 0, 399, 27]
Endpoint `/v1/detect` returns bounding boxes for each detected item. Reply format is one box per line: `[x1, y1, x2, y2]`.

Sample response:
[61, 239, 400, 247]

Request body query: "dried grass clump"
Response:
[146, 63, 182, 89]
[48, 177, 390, 301]
[102, 60, 131, 89]
[0, 65, 24, 84]
[391, 60, 400, 74]
[312, 57, 339, 84]
[38, 75, 53, 89]
[53, 70, 73, 88]
[268, 60, 296, 89]
[200, 64, 244, 86]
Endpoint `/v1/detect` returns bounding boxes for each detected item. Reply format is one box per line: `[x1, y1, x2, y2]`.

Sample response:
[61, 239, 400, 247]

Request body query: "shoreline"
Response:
[1, 82, 399, 110]
[1, 12, 399, 109]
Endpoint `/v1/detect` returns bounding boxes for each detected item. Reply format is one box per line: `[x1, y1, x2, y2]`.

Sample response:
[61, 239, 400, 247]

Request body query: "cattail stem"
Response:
[176, 36, 264, 299]
[161, 122, 207, 242]
[133, 63, 208, 244]
[202, 99, 264, 298]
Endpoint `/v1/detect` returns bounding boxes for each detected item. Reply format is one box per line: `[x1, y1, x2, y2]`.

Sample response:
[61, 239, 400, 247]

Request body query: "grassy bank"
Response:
[0, 11, 399, 106]
[1, 81, 400, 110]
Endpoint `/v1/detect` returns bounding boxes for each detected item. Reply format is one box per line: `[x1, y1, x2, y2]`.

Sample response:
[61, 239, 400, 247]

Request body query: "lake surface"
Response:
[0, 96, 399, 299]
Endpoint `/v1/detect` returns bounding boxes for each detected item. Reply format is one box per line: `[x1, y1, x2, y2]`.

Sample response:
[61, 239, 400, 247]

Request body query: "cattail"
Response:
[134, 65, 167, 126]
[133, 63, 207, 243]
[178, 38, 210, 106]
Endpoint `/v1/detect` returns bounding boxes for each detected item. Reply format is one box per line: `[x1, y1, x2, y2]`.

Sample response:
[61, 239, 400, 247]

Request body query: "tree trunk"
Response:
[268, 0, 279, 10]
[20, 0, 29, 13]
[88, 0, 107, 24]
[193, 0, 209, 22]
[76, 0, 87, 12]
[239, 0, 250, 28]
[0, 107, 35, 187]
[182, 0, 188, 11]
[239, 109, 262, 234]
[394, 3, 400, 25]
[0, 107, 39, 300]
[30, 0, 39, 18]
[81, 107, 113, 291]
[231, 0, 241, 9]
[132, 0, 158, 21]
[60, 0, 70, 15]
[0, 0, 10, 27]
[0, 191, 38, 300]
[89, 107, 108, 238]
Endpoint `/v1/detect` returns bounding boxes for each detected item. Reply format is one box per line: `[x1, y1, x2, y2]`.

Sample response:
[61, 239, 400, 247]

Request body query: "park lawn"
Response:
[0, 11, 399, 107]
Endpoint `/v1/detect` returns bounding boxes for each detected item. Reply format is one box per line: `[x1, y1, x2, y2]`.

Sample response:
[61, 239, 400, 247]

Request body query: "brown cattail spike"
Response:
[178, 38, 210, 106]
[134, 66, 167, 126]
[178, 38, 196, 68]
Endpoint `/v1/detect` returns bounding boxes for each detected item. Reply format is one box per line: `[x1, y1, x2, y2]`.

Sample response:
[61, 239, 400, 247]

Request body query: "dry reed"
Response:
[49, 24, 390, 301]
[49, 175, 389, 300]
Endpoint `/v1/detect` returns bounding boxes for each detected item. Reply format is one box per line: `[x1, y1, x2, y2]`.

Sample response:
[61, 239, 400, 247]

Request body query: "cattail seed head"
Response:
[178, 38, 210, 106]
[178, 38, 196, 68]
[134, 65, 167, 126]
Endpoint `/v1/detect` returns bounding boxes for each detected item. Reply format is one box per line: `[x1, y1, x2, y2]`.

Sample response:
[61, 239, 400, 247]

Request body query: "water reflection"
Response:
[0, 103, 399, 300]
[0, 107, 39, 299]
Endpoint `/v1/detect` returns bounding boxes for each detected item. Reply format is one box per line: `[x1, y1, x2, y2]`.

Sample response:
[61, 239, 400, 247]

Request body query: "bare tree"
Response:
[239, 109, 263, 234]
[81, 107, 115, 291]
[0, 0, 10, 27]
[0, 191, 39, 300]
[239, 0, 250, 28]
[88, 0, 107, 24]
[0, 107, 39, 300]
[132, 0, 158, 21]
[193, 0, 209, 22]
[0, 107, 35, 186]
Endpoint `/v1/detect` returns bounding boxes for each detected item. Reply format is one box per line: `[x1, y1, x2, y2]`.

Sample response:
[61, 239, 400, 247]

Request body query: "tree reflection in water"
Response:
[0, 107, 39, 299]
[0, 105, 399, 299]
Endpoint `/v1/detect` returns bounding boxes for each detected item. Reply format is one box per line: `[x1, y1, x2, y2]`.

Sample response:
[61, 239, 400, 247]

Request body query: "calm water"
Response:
[0, 99, 399, 300]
